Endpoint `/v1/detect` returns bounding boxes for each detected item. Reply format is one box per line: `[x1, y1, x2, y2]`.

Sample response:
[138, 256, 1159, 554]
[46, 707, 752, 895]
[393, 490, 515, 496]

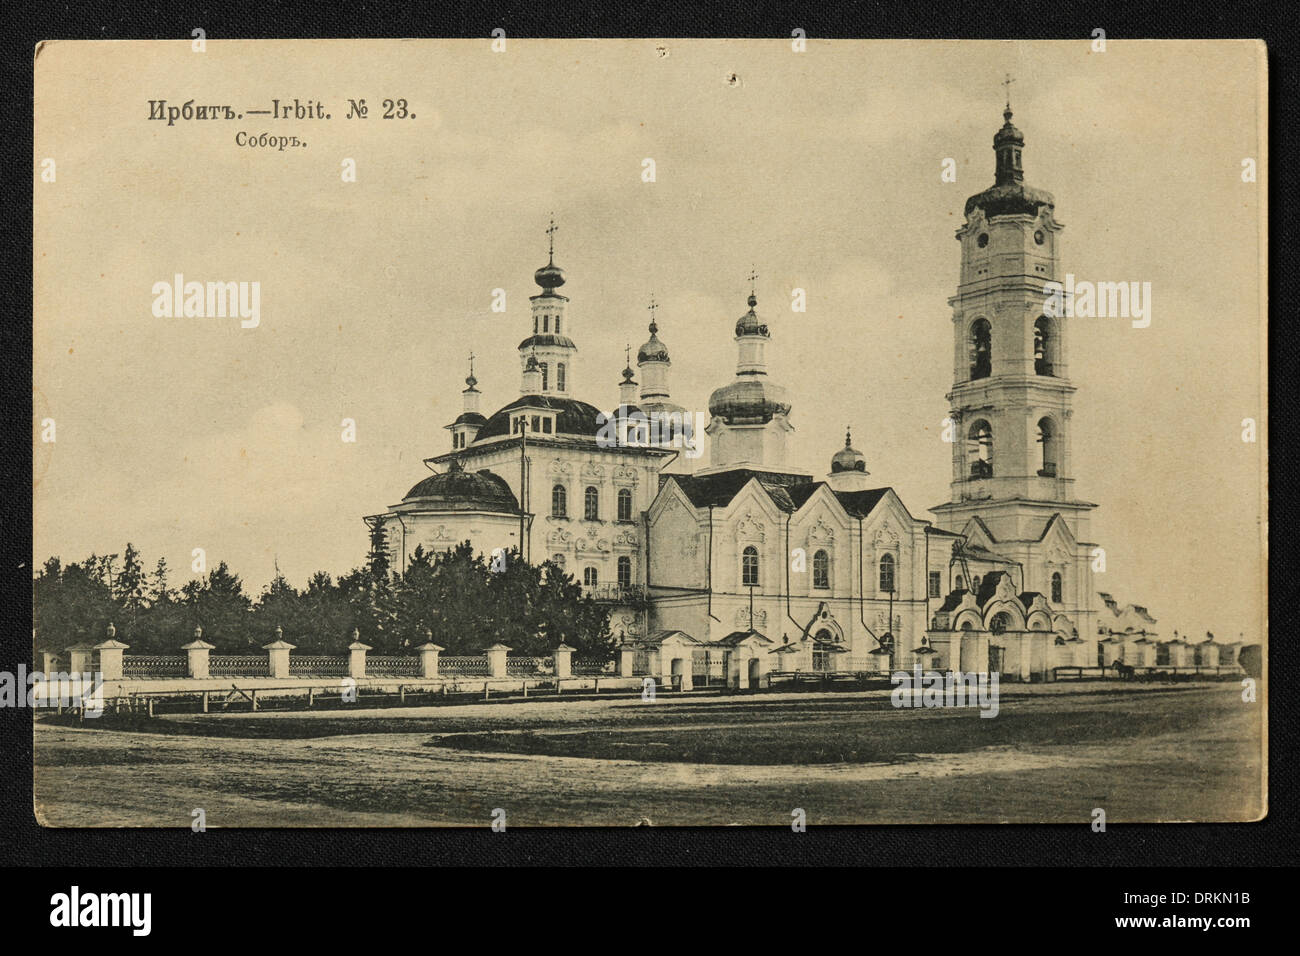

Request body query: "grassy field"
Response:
[33, 681, 1264, 826]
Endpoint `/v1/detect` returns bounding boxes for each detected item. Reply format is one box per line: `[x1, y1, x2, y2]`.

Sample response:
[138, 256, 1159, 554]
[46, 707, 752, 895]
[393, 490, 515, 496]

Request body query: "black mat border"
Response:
[1, 0, 1292, 868]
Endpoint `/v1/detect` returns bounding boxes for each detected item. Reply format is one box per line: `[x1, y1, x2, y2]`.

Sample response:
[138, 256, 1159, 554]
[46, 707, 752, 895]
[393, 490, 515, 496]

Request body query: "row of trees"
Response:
[33, 541, 613, 658]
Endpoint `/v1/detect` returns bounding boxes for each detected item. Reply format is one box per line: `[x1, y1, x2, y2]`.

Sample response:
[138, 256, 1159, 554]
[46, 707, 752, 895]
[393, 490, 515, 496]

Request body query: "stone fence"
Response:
[45, 627, 634, 683]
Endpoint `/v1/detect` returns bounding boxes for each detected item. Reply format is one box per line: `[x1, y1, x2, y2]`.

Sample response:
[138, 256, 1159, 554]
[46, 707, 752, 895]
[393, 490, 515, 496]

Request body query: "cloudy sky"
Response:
[34, 39, 1265, 641]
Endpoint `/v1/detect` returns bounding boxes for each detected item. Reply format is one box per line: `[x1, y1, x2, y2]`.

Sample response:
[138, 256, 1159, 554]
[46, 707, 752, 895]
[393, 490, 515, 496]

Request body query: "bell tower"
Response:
[519, 216, 577, 396]
[930, 97, 1096, 546]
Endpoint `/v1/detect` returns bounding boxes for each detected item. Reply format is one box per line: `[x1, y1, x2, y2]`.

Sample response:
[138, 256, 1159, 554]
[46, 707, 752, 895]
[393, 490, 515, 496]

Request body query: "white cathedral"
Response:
[364, 103, 1165, 683]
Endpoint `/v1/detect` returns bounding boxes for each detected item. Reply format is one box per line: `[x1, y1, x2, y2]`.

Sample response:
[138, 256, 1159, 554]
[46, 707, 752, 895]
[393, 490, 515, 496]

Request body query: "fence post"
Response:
[485, 643, 511, 680]
[347, 633, 371, 679]
[95, 623, 128, 680]
[553, 642, 575, 679]
[618, 644, 637, 678]
[263, 630, 296, 679]
[65, 643, 96, 677]
[183, 626, 215, 678]
[39, 651, 61, 679]
[416, 642, 444, 678]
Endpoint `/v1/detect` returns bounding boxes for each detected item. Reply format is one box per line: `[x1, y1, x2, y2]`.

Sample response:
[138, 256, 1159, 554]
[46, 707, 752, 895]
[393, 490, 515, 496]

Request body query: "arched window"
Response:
[1037, 417, 1058, 477]
[1034, 316, 1055, 376]
[556, 363, 566, 392]
[584, 486, 599, 521]
[955, 574, 964, 590]
[539, 362, 548, 391]
[551, 484, 567, 517]
[970, 319, 991, 380]
[542, 315, 549, 333]
[742, 546, 759, 587]
[617, 488, 633, 522]
[1051, 571, 1063, 603]
[878, 553, 895, 593]
[583, 566, 598, 587]
[972, 574, 982, 592]
[554, 316, 562, 335]
[990, 612, 1012, 635]
[617, 556, 632, 588]
[967, 420, 994, 478]
[813, 549, 830, 589]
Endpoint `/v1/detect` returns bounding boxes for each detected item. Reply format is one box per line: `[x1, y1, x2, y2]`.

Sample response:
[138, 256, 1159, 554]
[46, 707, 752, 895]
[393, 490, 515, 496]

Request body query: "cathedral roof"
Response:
[402, 462, 520, 513]
[665, 470, 891, 519]
[475, 394, 606, 441]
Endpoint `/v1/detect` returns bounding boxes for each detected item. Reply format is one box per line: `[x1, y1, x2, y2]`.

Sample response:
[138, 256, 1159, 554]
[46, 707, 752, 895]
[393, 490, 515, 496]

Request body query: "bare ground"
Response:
[32, 681, 1264, 827]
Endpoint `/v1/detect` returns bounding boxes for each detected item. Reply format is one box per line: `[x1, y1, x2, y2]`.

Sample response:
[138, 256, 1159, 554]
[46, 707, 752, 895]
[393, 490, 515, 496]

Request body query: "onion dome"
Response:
[621, 363, 636, 384]
[637, 320, 670, 364]
[707, 378, 791, 425]
[402, 459, 521, 513]
[534, 258, 565, 293]
[735, 293, 769, 338]
[831, 428, 867, 473]
[534, 217, 566, 293]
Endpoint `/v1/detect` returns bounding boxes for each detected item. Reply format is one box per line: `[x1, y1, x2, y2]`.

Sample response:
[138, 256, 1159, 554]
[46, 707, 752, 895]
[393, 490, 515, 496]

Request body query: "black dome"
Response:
[475, 395, 607, 441]
[403, 463, 520, 513]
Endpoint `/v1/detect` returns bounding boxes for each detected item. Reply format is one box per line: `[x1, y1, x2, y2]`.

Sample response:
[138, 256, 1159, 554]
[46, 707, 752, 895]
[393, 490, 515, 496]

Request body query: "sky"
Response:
[33, 39, 1266, 641]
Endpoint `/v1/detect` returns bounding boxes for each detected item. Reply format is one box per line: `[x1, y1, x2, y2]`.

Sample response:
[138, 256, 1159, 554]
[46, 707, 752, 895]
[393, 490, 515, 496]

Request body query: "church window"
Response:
[970, 319, 992, 380]
[929, 571, 942, 598]
[551, 484, 567, 518]
[533, 316, 539, 334]
[967, 420, 994, 478]
[973, 574, 982, 592]
[1051, 571, 1063, 603]
[617, 488, 633, 522]
[542, 418, 552, 434]
[543, 315, 549, 333]
[1037, 417, 1058, 476]
[742, 546, 759, 587]
[955, 574, 964, 590]
[531, 415, 541, 432]
[813, 550, 830, 589]
[878, 553, 895, 593]
[554, 315, 562, 334]
[584, 486, 599, 521]
[990, 612, 1012, 635]
[617, 556, 632, 588]
[583, 566, 598, 587]
[556, 363, 566, 392]
[540, 364, 548, 391]
[977, 233, 989, 248]
[1034, 316, 1056, 376]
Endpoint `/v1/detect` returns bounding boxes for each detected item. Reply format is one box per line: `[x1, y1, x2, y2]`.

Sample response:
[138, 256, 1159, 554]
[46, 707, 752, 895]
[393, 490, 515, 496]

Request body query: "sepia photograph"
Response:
[29, 37, 1266, 828]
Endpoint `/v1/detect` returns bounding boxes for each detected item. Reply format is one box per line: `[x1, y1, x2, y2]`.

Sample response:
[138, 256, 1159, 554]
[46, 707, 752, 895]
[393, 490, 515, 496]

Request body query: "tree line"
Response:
[33, 540, 613, 659]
